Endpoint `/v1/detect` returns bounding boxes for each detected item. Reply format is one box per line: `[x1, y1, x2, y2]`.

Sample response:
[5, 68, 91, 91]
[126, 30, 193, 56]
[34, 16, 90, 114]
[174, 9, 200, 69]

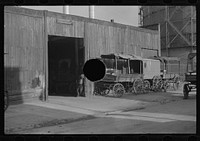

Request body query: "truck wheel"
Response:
[183, 84, 189, 99]
[183, 90, 189, 99]
[113, 83, 125, 98]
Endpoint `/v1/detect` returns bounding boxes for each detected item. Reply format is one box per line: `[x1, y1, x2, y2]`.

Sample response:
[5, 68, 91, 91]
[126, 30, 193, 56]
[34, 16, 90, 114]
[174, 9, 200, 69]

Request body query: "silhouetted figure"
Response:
[77, 74, 85, 97]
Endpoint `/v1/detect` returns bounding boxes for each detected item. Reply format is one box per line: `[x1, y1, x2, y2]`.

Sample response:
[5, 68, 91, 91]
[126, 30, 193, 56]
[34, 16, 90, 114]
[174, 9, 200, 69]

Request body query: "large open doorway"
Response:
[48, 35, 84, 97]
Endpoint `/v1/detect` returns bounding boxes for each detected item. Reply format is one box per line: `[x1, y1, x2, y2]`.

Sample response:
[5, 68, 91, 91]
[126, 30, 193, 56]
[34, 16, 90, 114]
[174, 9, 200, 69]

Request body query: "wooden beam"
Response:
[43, 10, 48, 102]
[169, 6, 179, 20]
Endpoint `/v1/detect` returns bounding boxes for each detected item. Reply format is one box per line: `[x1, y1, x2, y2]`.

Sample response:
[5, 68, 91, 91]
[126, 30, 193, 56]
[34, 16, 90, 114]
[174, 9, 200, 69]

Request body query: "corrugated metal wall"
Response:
[4, 7, 45, 102]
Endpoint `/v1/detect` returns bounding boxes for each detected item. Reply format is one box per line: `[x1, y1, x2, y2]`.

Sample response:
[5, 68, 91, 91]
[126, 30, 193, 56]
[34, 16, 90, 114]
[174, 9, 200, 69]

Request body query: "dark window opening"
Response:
[130, 60, 143, 74]
[102, 58, 115, 69]
[117, 59, 129, 74]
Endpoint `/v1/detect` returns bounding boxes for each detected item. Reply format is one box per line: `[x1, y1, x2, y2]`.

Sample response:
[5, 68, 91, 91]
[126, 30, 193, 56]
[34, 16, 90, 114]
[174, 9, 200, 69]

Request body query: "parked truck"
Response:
[183, 52, 196, 99]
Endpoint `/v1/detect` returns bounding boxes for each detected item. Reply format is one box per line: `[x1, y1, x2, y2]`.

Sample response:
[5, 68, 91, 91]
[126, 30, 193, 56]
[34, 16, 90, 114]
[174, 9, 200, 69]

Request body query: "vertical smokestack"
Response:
[63, 6, 69, 14]
[89, 6, 94, 19]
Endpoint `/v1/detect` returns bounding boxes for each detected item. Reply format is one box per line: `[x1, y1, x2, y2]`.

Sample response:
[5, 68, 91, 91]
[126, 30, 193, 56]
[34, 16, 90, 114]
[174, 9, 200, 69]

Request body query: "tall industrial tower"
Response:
[139, 6, 196, 74]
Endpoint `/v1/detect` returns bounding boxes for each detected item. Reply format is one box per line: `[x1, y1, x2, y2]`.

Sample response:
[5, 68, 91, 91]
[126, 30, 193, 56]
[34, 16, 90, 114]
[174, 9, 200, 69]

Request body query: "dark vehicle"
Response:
[183, 52, 196, 99]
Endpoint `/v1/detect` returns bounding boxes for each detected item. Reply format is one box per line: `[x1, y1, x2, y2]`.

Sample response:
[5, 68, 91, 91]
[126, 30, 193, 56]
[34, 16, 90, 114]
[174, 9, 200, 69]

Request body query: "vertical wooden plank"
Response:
[124, 26, 128, 54]
[44, 10, 48, 101]
[84, 22, 89, 97]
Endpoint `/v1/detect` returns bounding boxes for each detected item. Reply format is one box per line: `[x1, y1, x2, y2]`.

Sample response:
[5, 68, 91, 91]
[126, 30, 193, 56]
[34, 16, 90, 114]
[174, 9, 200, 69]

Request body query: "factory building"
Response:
[139, 6, 196, 75]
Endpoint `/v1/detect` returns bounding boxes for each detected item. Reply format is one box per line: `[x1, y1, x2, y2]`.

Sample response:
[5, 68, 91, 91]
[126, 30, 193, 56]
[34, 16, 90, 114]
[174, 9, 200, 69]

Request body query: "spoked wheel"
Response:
[129, 81, 135, 94]
[4, 91, 9, 111]
[112, 83, 125, 97]
[133, 79, 143, 94]
[152, 75, 162, 92]
[162, 80, 169, 92]
[143, 80, 151, 93]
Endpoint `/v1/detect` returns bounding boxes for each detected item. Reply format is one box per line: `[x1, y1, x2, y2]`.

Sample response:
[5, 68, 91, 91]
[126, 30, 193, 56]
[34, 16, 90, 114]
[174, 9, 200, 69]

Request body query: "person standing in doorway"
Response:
[77, 74, 85, 97]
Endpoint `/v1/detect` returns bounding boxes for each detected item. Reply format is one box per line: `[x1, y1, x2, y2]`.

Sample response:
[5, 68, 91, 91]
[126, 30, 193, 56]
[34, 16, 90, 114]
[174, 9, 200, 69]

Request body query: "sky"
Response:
[21, 6, 139, 27]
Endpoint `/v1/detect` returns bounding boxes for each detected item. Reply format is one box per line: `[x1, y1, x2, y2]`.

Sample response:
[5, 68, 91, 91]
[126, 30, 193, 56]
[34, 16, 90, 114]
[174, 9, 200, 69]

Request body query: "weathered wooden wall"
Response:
[84, 21, 160, 96]
[84, 23, 159, 58]
[4, 7, 45, 102]
[46, 12, 85, 38]
[4, 6, 160, 99]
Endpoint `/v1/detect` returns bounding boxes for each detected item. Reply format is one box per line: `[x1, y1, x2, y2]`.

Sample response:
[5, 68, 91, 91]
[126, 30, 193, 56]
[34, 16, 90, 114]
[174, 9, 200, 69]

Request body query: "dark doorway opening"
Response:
[48, 35, 84, 97]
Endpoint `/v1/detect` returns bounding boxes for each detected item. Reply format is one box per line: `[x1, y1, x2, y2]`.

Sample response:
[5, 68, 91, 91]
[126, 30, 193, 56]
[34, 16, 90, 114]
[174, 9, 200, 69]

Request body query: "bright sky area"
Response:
[21, 6, 139, 27]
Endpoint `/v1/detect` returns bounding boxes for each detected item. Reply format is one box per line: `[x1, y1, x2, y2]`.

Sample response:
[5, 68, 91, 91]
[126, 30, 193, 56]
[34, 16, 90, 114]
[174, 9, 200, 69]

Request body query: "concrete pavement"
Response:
[5, 95, 148, 134]
[4, 104, 95, 134]
[5, 84, 195, 134]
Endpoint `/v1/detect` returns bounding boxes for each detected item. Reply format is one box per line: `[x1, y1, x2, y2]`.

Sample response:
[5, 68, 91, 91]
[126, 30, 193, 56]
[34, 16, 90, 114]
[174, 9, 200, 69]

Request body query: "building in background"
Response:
[139, 6, 196, 75]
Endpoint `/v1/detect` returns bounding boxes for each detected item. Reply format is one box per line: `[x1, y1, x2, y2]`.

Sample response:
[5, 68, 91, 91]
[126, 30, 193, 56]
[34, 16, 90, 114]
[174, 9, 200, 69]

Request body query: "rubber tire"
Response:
[183, 84, 189, 99]
[183, 90, 189, 99]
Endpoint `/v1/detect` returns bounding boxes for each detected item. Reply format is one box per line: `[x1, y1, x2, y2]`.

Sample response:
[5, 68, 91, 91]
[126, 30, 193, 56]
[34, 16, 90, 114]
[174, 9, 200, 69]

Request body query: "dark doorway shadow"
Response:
[48, 35, 84, 97]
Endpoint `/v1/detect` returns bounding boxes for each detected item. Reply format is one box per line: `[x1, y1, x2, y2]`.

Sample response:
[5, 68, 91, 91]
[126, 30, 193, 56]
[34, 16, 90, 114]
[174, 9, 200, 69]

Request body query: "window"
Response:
[130, 60, 143, 74]
[102, 58, 115, 69]
[117, 59, 128, 74]
[144, 62, 147, 68]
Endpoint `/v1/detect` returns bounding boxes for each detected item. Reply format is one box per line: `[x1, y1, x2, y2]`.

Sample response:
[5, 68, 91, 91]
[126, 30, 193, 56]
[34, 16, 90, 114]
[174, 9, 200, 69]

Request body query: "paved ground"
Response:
[5, 94, 147, 134]
[9, 96, 196, 134]
[4, 86, 196, 134]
